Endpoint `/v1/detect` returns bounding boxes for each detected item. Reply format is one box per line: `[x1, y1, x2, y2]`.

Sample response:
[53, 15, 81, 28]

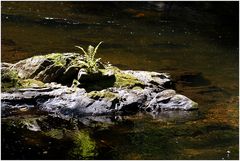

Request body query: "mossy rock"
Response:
[45, 53, 67, 67]
[114, 71, 144, 88]
[1, 66, 45, 91]
[2, 79, 45, 92]
[20, 79, 46, 88]
[35, 53, 69, 67]
[132, 86, 143, 91]
[1, 68, 19, 83]
[1, 69, 21, 92]
[77, 67, 144, 91]
[87, 90, 119, 101]
[78, 69, 116, 91]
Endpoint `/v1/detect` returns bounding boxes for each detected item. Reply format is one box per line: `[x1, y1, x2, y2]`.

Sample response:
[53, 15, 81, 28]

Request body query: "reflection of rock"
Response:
[1, 53, 198, 120]
[148, 110, 200, 122]
[69, 130, 97, 159]
[174, 71, 211, 87]
[171, 70, 230, 105]
[1, 115, 98, 159]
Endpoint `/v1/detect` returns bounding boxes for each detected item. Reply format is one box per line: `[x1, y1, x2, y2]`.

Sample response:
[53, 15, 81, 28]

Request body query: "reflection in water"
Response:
[68, 130, 97, 159]
[1, 1, 239, 160]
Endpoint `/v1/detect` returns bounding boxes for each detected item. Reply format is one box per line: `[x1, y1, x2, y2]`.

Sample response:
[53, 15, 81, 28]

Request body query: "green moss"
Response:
[1, 69, 19, 83]
[1, 69, 21, 91]
[191, 101, 198, 109]
[132, 86, 143, 90]
[87, 90, 118, 101]
[1, 68, 45, 91]
[33, 53, 67, 67]
[20, 79, 45, 88]
[101, 65, 120, 73]
[69, 130, 97, 159]
[82, 69, 143, 90]
[45, 53, 66, 67]
[114, 72, 144, 88]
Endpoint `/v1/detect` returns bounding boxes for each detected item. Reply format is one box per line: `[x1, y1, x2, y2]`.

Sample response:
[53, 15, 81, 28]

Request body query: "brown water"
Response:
[1, 2, 239, 160]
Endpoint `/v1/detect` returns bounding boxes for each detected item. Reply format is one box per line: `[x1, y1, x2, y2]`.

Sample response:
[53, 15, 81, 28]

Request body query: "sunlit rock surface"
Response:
[1, 53, 198, 119]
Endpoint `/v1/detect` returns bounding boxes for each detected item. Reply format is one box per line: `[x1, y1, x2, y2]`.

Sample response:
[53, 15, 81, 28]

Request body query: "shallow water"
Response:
[1, 2, 239, 160]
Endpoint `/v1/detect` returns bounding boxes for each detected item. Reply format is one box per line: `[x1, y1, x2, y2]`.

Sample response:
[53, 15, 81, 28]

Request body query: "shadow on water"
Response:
[1, 1, 239, 160]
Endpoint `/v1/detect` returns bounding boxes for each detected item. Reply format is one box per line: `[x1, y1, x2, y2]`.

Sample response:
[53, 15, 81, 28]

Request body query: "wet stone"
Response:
[1, 53, 198, 120]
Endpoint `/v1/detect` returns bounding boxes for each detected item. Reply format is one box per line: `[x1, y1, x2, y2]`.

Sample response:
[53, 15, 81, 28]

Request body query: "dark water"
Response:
[1, 2, 239, 160]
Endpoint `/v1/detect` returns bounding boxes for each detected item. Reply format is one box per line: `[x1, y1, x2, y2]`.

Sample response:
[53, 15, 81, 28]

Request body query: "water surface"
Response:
[1, 2, 239, 160]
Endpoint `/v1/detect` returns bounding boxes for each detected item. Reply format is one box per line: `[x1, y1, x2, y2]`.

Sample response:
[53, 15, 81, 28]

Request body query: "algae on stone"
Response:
[45, 53, 67, 67]
[20, 79, 46, 88]
[87, 90, 118, 101]
[1, 69, 21, 91]
[114, 71, 144, 88]
[1, 67, 45, 91]
[132, 86, 143, 91]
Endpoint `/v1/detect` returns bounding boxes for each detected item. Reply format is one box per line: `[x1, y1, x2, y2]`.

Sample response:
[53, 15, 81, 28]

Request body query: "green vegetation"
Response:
[45, 53, 67, 66]
[75, 41, 103, 73]
[1, 68, 45, 92]
[132, 86, 143, 90]
[114, 72, 144, 88]
[1, 42, 144, 94]
[34, 53, 67, 67]
[87, 90, 118, 101]
[1, 69, 21, 91]
[20, 79, 45, 88]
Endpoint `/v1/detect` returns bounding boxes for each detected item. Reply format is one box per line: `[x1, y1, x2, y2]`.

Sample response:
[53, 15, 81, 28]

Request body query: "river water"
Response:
[1, 2, 239, 159]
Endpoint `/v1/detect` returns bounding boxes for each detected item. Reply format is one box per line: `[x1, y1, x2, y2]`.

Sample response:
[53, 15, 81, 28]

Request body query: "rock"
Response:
[146, 89, 198, 112]
[12, 56, 53, 79]
[61, 65, 81, 85]
[11, 53, 82, 84]
[1, 62, 13, 69]
[123, 70, 171, 87]
[1, 53, 198, 120]
[77, 69, 100, 82]
[78, 69, 116, 91]
[114, 70, 144, 88]
[117, 88, 147, 114]
[1, 81, 198, 119]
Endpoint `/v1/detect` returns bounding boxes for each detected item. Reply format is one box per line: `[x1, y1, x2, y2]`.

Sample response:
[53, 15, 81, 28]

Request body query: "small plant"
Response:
[75, 41, 103, 73]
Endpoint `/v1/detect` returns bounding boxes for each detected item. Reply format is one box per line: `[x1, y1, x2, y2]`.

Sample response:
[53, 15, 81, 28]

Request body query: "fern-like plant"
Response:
[75, 41, 103, 73]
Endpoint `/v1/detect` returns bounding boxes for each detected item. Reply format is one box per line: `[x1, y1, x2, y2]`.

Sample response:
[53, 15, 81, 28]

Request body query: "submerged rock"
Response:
[1, 53, 198, 120]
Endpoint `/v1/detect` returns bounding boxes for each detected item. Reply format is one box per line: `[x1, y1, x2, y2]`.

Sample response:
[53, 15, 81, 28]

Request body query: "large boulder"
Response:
[1, 53, 198, 120]
[11, 53, 81, 85]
